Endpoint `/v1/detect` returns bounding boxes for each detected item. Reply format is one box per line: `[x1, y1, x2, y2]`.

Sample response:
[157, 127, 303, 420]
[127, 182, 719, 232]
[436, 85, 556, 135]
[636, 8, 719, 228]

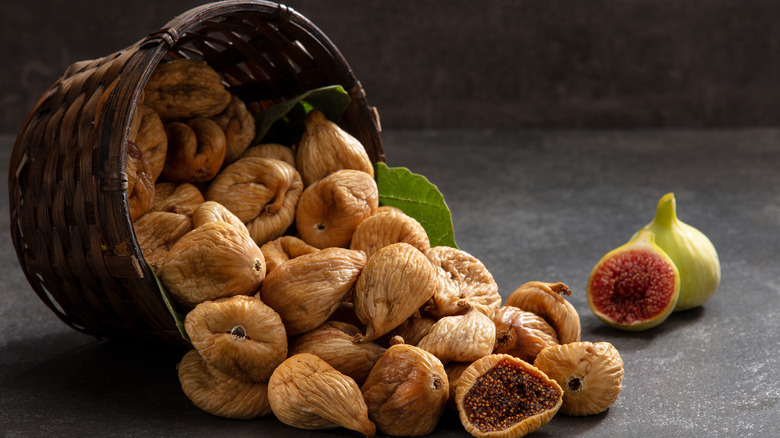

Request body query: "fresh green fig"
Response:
[642, 193, 720, 311]
[587, 229, 680, 331]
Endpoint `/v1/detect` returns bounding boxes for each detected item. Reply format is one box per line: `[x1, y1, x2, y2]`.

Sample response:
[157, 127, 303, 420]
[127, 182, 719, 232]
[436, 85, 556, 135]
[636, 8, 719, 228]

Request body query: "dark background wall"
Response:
[2, 0, 779, 134]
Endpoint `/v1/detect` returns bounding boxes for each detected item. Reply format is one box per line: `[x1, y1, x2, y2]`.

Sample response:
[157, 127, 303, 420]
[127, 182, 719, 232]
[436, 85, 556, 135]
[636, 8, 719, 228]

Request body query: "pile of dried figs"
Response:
[129, 59, 625, 438]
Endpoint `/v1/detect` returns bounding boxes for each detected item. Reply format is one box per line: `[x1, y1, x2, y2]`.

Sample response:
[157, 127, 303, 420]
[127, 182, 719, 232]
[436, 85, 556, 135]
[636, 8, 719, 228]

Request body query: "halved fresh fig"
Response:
[586, 229, 680, 331]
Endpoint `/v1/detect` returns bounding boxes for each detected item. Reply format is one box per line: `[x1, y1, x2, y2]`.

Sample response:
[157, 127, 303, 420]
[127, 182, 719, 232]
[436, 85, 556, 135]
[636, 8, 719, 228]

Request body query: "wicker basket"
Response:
[9, 0, 384, 347]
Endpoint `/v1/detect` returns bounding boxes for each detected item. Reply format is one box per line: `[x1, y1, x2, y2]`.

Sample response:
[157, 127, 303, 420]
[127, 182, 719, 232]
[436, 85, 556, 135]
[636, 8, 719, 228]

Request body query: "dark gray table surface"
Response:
[1, 129, 778, 437]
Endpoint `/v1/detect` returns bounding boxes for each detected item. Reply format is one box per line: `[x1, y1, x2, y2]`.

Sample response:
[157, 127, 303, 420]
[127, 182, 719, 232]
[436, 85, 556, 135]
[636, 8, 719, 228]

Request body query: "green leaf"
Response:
[148, 262, 190, 343]
[375, 162, 458, 248]
[253, 85, 351, 146]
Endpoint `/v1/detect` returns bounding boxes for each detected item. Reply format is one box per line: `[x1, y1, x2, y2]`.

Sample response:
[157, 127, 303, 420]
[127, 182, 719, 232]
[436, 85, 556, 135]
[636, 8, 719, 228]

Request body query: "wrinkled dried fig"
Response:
[296, 169, 378, 249]
[492, 306, 559, 364]
[162, 117, 226, 182]
[361, 344, 449, 436]
[377, 315, 436, 348]
[353, 243, 442, 342]
[350, 208, 430, 259]
[505, 281, 581, 344]
[289, 321, 385, 385]
[424, 246, 501, 319]
[417, 307, 496, 364]
[534, 342, 624, 416]
[178, 349, 271, 419]
[212, 95, 255, 164]
[296, 109, 374, 186]
[205, 157, 302, 246]
[158, 221, 265, 308]
[144, 58, 231, 120]
[185, 295, 287, 383]
[149, 182, 204, 217]
[242, 143, 296, 168]
[259, 235, 319, 274]
[456, 354, 563, 438]
[268, 353, 376, 436]
[191, 200, 248, 234]
[259, 248, 366, 336]
[133, 105, 167, 180]
[133, 211, 192, 272]
[126, 141, 155, 220]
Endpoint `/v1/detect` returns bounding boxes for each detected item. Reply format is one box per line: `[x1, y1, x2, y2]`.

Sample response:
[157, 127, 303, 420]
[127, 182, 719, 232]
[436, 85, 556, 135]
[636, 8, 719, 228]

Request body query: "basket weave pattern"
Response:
[9, 0, 383, 346]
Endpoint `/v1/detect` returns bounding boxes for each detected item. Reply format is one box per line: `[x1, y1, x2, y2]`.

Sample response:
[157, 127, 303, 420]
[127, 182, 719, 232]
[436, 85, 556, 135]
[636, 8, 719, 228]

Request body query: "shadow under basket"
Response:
[8, 0, 384, 347]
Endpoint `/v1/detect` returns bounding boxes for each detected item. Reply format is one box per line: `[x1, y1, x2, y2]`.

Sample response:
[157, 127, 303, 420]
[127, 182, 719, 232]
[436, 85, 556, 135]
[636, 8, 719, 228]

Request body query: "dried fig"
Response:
[212, 95, 255, 164]
[445, 361, 472, 411]
[456, 354, 563, 438]
[296, 169, 378, 249]
[144, 58, 231, 120]
[178, 349, 271, 419]
[158, 221, 265, 308]
[191, 200, 248, 234]
[353, 243, 442, 342]
[424, 246, 501, 318]
[242, 143, 296, 168]
[259, 235, 319, 274]
[534, 342, 624, 416]
[185, 295, 287, 383]
[289, 321, 385, 385]
[505, 281, 581, 344]
[268, 353, 376, 436]
[162, 117, 226, 182]
[149, 182, 204, 217]
[296, 109, 374, 186]
[133, 105, 167, 180]
[492, 306, 559, 364]
[416, 307, 496, 364]
[377, 315, 436, 347]
[361, 344, 449, 436]
[205, 157, 302, 246]
[132, 211, 192, 272]
[126, 141, 155, 220]
[259, 248, 366, 336]
[350, 208, 430, 259]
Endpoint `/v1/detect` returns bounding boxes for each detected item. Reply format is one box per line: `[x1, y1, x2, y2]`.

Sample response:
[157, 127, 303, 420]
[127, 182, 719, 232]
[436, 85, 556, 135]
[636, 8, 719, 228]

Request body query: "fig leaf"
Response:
[375, 162, 458, 249]
[149, 262, 191, 343]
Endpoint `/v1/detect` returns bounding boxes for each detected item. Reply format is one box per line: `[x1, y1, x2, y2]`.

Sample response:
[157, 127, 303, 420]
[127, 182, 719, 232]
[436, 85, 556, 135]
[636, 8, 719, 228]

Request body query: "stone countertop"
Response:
[1, 129, 778, 437]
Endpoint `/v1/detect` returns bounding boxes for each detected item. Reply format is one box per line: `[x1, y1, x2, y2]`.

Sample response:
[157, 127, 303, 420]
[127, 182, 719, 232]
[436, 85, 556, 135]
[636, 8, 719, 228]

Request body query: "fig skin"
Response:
[641, 192, 721, 311]
[587, 229, 680, 331]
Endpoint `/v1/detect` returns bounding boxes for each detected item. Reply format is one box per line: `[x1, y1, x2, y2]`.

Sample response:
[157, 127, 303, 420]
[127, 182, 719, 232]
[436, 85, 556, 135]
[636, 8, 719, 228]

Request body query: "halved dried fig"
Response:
[133, 210, 192, 272]
[126, 141, 154, 220]
[144, 58, 231, 121]
[533, 342, 624, 416]
[350, 208, 430, 259]
[259, 235, 319, 274]
[361, 343, 449, 436]
[242, 143, 296, 168]
[505, 281, 581, 345]
[289, 321, 385, 386]
[178, 349, 271, 419]
[259, 248, 366, 336]
[162, 117, 226, 182]
[492, 306, 559, 364]
[416, 307, 496, 364]
[133, 105, 167, 181]
[158, 221, 265, 308]
[212, 95, 255, 165]
[149, 182, 204, 217]
[205, 157, 302, 246]
[353, 243, 442, 342]
[268, 353, 376, 436]
[191, 200, 248, 234]
[185, 295, 287, 383]
[296, 109, 374, 186]
[296, 169, 378, 249]
[456, 354, 563, 438]
[424, 246, 501, 318]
